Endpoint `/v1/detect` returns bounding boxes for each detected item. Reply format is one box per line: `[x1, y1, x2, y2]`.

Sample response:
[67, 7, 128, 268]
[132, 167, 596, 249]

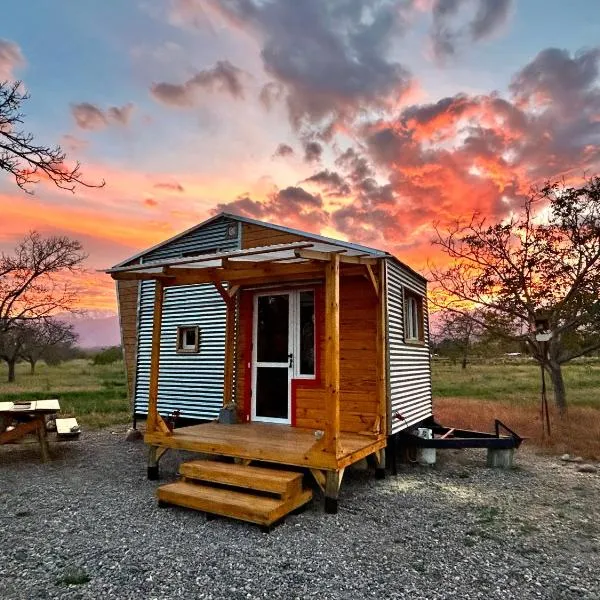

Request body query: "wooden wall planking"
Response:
[241, 223, 307, 249]
[234, 273, 381, 433]
[295, 275, 380, 433]
[117, 280, 139, 404]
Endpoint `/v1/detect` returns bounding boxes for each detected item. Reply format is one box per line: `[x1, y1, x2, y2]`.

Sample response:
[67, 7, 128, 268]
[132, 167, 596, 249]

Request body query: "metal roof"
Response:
[109, 212, 427, 283]
[106, 241, 377, 275]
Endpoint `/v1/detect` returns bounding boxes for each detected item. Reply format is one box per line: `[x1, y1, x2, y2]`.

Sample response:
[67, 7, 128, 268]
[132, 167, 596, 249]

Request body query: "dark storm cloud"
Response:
[208, 0, 415, 131]
[431, 0, 512, 61]
[216, 185, 327, 231]
[273, 143, 294, 158]
[150, 60, 245, 107]
[303, 141, 323, 163]
[303, 170, 351, 196]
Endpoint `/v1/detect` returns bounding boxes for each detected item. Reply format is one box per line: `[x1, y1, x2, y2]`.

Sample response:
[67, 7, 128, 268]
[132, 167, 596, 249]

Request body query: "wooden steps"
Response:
[157, 459, 313, 527]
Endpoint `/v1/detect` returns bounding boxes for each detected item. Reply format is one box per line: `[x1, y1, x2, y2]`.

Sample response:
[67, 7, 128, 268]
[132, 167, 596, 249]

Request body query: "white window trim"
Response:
[176, 325, 199, 353]
[405, 295, 420, 341]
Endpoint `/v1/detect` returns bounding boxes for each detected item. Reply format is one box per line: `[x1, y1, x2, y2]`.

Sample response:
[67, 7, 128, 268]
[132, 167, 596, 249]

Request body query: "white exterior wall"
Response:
[385, 259, 433, 434]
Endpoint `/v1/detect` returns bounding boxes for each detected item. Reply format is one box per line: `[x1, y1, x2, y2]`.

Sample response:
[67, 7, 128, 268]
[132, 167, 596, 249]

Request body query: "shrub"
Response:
[92, 346, 123, 365]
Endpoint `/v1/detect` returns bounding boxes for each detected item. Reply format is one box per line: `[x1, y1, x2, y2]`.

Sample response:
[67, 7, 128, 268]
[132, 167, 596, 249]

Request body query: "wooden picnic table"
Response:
[0, 400, 61, 462]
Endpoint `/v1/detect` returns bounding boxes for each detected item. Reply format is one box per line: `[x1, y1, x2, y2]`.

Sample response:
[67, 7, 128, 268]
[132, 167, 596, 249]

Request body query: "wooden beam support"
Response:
[365, 264, 379, 296]
[228, 285, 240, 298]
[324, 254, 341, 457]
[309, 468, 326, 493]
[212, 280, 234, 310]
[295, 248, 377, 265]
[147, 280, 164, 434]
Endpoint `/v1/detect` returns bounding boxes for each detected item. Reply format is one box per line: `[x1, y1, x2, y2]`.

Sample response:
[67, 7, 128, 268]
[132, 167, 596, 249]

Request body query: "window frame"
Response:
[403, 289, 425, 343]
[176, 325, 200, 354]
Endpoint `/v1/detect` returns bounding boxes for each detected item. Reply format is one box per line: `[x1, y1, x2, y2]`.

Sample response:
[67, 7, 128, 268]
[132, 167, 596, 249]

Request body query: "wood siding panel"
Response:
[295, 275, 380, 433]
[117, 280, 139, 404]
[241, 223, 308, 249]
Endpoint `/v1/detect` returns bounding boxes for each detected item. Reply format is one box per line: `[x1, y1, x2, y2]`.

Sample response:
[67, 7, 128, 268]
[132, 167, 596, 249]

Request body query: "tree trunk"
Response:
[7, 359, 16, 383]
[547, 361, 567, 415]
[461, 354, 468, 369]
[28, 358, 36, 375]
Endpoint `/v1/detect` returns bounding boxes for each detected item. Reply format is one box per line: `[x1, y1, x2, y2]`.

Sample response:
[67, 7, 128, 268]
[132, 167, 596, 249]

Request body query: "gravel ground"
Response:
[1, 429, 599, 600]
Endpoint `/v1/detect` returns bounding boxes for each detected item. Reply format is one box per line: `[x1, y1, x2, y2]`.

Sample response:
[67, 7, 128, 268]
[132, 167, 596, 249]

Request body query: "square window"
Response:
[176, 326, 200, 353]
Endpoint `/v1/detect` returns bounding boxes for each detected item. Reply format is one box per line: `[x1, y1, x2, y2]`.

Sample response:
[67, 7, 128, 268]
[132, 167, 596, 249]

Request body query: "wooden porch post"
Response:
[375, 259, 388, 479]
[147, 280, 164, 434]
[376, 259, 387, 439]
[222, 300, 236, 406]
[324, 254, 340, 457]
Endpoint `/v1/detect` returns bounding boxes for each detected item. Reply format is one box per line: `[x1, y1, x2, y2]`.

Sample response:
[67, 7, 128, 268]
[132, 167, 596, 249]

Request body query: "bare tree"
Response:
[431, 177, 600, 414]
[437, 310, 483, 369]
[0, 231, 87, 334]
[0, 324, 26, 382]
[0, 81, 104, 193]
[20, 318, 78, 375]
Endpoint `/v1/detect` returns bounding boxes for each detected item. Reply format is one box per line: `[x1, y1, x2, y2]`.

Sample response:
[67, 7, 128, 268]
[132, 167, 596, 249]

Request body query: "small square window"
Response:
[177, 326, 200, 353]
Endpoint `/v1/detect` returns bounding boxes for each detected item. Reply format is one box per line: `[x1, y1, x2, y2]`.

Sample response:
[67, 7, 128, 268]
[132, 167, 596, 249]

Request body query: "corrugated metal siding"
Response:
[142, 217, 239, 262]
[386, 259, 433, 434]
[134, 217, 240, 420]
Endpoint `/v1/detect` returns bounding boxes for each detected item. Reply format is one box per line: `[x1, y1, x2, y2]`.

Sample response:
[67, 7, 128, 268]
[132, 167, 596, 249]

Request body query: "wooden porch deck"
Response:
[145, 421, 386, 471]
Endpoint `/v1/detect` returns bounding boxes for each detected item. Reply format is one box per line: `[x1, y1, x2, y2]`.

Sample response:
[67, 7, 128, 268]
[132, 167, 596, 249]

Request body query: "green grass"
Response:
[432, 359, 600, 408]
[0, 359, 130, 428]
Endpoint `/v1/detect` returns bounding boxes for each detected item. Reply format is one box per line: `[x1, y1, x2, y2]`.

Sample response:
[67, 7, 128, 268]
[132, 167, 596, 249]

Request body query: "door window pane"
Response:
[255, 367, 288, 419]
[299, 291, 315, 375]
[257, 295, 289, 362]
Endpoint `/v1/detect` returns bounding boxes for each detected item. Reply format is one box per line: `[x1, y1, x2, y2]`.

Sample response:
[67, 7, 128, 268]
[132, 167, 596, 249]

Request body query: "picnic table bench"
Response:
[0, 399, 61, 462]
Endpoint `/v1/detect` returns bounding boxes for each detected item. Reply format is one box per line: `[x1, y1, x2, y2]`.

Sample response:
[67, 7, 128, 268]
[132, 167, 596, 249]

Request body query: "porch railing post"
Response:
[223, 300, 235, 406]
[147, 280, 164, 433]
[325, 254, 340, 455]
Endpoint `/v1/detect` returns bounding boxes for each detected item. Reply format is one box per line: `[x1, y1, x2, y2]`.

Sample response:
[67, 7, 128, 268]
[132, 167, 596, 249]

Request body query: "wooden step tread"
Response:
[157, 480, 313, 526]
[179, 460, 303, 496]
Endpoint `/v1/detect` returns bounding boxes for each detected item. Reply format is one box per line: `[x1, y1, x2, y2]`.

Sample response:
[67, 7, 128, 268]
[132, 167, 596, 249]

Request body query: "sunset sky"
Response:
[2, 0, 600, 313]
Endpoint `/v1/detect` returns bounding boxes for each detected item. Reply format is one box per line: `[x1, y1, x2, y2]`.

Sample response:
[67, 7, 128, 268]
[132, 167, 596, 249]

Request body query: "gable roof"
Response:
[111, 212, 426, 282]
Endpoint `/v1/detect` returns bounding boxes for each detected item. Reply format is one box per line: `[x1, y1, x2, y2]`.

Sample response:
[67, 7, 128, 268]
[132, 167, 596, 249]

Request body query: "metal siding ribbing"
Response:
[142, 217, 239, 261]
[134, 217, 240, 420]
[386, 259, 433, 434]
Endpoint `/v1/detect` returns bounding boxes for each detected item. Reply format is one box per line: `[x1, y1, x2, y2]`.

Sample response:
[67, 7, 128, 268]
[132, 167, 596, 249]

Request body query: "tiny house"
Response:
[109, 214, 432, 526]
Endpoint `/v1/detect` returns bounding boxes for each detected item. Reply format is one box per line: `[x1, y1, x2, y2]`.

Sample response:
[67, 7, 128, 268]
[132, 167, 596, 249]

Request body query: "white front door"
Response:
[251, 289, 316, 424]
[252, 292, 292, 424]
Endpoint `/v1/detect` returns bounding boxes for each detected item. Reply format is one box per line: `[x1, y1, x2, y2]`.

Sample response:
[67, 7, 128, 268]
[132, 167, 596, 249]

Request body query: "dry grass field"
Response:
[433, 359, 600, 460]
[0, 357, 598, 459]
[0, 359, 130, 428]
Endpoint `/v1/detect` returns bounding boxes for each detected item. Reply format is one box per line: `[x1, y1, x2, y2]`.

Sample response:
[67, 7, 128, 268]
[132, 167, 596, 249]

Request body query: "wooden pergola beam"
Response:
[111, 272, 174, 282]
[324, 254, 341, 457]
[294, 248, 378, 265]
[111, 261, 378, 287]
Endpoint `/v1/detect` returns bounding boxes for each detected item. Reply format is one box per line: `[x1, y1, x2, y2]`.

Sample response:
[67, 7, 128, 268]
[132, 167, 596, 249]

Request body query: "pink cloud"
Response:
[0, 39, 24, 80]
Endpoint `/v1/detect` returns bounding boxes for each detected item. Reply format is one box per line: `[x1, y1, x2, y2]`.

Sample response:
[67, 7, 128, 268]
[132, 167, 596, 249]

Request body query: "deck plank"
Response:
[145, 422, 385, 470]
